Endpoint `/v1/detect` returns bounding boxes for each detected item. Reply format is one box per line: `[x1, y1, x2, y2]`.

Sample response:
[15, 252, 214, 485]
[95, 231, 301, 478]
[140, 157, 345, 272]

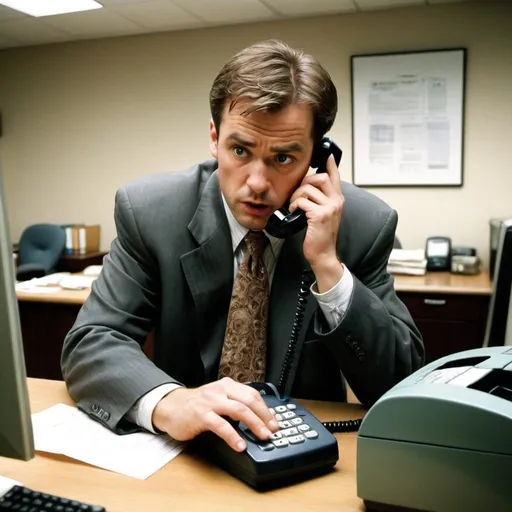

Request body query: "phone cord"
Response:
[277, 270, 363, 434]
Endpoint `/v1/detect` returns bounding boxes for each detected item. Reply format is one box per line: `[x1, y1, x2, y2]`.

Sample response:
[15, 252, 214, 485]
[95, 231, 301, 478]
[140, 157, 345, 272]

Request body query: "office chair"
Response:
[16, 224, 66, 281]
[393, 236, 403, 249]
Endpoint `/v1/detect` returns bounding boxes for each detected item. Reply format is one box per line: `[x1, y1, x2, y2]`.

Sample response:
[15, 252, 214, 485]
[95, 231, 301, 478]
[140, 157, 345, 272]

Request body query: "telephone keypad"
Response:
[253, 405, 319, 452]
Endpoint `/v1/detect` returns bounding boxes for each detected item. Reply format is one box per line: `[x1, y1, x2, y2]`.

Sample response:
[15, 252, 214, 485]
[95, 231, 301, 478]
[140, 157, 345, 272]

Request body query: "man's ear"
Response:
[209, 120, 218, 159]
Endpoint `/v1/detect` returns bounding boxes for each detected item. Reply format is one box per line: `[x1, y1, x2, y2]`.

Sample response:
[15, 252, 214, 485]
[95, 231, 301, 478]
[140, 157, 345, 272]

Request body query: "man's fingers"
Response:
[222, 380, 278, 432]
[290, 183, 330, 207]
[326, 154, 342, 195]
[217, 399, 274, 440]
[203, 410, 247, 452]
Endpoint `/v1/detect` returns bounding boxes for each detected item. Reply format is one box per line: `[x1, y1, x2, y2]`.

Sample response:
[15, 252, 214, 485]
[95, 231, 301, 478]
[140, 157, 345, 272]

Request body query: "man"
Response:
[61, 40, 424, 453]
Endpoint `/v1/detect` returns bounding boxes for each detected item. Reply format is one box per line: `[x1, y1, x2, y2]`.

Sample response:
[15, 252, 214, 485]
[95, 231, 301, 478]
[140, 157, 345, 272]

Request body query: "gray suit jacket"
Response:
[61, 160, 424, 433]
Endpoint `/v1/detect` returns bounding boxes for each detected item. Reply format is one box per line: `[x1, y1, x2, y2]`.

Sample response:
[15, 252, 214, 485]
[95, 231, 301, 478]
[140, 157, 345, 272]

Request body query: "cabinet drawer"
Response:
[398, 293, 489, 323]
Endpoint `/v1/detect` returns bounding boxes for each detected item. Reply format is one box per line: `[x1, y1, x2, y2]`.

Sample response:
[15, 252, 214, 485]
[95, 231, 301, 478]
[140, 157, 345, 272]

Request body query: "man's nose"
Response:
[246, 160, 270, 194]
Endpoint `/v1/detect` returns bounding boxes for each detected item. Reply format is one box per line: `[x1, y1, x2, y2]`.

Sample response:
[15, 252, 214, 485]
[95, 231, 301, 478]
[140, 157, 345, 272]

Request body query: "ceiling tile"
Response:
[0, 4, 27, 21]
[100, 0, 156, 4]
[355, 0, 425, 10]
[43, 8, 148, 37]
[173, 0, 278, 24]
[0, 18, 70, 45]
[265, 0, 356, 16]
[110, 0, 204, 29]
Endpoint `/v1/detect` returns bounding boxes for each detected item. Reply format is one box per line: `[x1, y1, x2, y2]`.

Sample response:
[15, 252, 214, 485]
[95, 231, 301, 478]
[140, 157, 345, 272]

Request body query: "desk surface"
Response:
[16, 271, 493, 305]
[0, 380, 365, 512]
[393, 271, 492, 295]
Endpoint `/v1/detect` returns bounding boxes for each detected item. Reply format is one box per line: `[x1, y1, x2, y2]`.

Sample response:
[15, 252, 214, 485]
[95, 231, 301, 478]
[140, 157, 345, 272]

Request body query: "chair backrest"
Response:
[18, 224, 66, 273]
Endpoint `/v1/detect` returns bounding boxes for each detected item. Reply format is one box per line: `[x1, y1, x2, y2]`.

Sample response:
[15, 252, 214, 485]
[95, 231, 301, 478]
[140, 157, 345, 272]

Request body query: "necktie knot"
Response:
[244, 230, 268, 257]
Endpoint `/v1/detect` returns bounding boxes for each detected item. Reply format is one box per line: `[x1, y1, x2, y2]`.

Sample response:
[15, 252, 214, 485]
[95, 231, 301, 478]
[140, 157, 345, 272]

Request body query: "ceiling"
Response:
[0, 0, 483, 49]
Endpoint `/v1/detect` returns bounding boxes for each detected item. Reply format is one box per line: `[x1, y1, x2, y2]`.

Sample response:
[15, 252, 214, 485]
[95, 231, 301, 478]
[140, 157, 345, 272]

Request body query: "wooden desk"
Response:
[0, 379, 366, 512]
[17, 272, 493, 379]
[394, 272, 492, 363]
[56, 252, 108, 273]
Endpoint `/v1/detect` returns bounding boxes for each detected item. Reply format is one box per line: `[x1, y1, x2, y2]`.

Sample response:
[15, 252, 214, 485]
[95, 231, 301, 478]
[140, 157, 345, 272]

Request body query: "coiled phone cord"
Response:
[277, 270, 362, 434]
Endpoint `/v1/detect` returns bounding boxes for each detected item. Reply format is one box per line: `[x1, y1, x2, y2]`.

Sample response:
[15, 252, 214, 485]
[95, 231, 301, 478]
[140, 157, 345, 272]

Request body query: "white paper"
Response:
[352, 50, 464, 186]
[15, 283, 62, 293]
[32, 404, 185, 480]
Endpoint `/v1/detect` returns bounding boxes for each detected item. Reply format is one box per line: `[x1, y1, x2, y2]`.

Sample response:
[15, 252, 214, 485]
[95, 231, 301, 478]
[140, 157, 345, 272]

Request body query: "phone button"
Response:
[258, 443, 275, 452]
[289, 435, 305, 444]
[305, 430, 319, 439]
[275, 406, 287, 413]
[272, 438, 289, 448]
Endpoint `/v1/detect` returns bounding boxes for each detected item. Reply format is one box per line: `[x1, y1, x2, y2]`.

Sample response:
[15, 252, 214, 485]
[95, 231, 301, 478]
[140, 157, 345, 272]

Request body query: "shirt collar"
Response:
[221, 194, 283, 255]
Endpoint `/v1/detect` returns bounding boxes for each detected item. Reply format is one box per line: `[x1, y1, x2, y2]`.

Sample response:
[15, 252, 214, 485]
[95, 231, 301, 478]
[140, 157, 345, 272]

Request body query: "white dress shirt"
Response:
[126, 196, 354, 432]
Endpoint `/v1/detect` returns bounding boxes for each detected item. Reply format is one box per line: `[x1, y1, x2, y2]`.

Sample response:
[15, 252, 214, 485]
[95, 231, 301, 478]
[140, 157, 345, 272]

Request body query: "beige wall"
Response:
[0, 0, 511, 266]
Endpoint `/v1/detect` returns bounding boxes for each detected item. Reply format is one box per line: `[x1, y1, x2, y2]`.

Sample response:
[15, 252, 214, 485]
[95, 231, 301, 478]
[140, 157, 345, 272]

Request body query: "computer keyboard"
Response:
[0, 485, 105, 511]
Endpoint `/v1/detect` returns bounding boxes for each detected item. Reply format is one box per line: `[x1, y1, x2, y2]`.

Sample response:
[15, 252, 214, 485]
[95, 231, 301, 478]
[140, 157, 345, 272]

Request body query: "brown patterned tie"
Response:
[218, 230, 269, 383]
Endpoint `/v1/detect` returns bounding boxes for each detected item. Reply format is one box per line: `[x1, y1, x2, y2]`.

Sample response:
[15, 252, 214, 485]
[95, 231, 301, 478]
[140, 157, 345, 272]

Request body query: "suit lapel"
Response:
[267, 231, 316, 395]
[180, 170, 233, 381]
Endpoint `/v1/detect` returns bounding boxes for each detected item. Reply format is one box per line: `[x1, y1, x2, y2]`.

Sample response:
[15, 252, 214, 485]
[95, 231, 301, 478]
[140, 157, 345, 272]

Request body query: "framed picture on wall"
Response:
[351, 48, 466, 187]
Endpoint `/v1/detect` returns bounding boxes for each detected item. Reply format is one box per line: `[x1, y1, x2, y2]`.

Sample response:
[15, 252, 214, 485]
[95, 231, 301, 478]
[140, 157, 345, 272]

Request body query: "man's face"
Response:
[210, 100, 314, 231]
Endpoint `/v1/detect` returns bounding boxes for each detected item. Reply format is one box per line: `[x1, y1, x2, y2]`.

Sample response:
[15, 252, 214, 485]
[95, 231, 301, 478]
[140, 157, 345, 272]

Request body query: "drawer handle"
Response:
[424, 299, 447, 306]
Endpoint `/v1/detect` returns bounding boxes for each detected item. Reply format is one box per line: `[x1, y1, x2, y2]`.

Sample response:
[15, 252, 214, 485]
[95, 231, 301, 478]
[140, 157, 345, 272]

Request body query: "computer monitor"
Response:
[0, 161, 35, 461]
[483, 218, 512, 348]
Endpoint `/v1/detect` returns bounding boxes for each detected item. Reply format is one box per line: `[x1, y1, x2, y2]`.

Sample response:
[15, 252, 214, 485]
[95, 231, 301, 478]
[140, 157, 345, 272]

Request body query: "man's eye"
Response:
[233, 146, 247, 157]
[276, 154, 293, 165]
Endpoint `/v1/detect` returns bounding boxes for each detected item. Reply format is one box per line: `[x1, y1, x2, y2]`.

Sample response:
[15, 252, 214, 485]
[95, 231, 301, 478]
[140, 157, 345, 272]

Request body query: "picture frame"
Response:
[351, 48, 466, 187]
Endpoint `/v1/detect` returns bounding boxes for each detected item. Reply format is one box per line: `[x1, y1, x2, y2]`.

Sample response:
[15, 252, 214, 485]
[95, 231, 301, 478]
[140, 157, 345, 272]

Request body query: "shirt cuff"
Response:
[311, 264, 354, 330]
[125, 383, 183, 434]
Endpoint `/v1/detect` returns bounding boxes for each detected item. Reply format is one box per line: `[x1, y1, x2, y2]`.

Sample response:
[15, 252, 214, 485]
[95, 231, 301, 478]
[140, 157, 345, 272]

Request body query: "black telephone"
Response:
[265, 137, 343, 239]
[194, 269, 362, 489]
[193, 382, 339, 489]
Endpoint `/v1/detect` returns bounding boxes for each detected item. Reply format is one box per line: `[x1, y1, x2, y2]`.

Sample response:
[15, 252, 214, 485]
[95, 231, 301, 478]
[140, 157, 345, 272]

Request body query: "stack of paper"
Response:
[388, 249, 427, 276]
[15, 272, 97, 292]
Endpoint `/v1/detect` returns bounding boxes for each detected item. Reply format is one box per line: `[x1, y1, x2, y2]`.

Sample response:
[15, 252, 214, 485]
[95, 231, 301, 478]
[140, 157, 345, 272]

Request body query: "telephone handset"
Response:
[265, 137, 343, 239]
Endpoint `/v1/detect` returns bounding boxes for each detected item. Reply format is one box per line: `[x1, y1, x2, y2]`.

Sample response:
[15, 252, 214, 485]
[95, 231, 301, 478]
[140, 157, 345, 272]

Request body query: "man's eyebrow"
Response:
[226, 133, 256, 147]
[226, 133, 304, 153]
[270, 142, 304, 153]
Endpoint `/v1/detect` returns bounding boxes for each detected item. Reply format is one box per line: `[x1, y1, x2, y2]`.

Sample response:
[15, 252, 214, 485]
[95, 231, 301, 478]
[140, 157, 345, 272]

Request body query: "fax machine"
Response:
[357, 347, 512, 512]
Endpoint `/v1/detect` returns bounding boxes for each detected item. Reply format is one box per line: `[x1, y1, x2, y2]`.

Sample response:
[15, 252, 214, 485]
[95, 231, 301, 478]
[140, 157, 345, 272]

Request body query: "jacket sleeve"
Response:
[61, 187, 178, 434]
[315, 209, 425, 407]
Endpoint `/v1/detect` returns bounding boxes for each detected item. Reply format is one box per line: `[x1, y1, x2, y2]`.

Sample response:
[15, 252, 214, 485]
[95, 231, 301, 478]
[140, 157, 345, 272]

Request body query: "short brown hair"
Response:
[209, 39, 337, 142]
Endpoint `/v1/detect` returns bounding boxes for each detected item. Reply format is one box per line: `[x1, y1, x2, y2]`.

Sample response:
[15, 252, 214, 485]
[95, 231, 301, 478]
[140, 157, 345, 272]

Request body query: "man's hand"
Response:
[152, 378, 279, 452]
[289, 154, 345, 293]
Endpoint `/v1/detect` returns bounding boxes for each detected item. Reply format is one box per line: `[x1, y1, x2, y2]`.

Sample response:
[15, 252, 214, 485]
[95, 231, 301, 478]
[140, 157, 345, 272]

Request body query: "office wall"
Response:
[0, 0, 510, 266]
